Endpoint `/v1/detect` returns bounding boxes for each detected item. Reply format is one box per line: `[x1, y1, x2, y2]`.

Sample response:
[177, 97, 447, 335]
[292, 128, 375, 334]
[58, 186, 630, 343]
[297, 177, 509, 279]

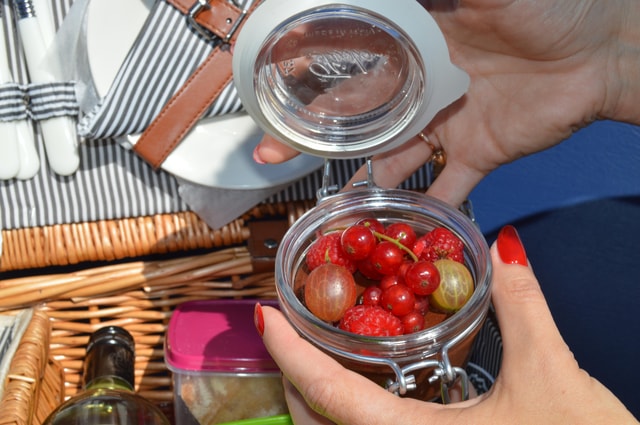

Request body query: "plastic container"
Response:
[275, 188, 492, 402]
[165, 300, 287, 425]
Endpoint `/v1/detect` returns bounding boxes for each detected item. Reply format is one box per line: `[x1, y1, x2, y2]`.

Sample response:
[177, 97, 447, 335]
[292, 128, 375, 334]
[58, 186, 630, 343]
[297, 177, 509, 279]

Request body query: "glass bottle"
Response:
[42, 326, 170, 425]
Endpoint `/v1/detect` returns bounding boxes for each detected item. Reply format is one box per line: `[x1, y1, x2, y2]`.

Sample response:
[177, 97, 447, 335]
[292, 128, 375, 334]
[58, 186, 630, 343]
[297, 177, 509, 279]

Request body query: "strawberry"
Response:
[305, 232, 357, 273]
[412, 227, 464, 263]
[338, 305, 404, 337]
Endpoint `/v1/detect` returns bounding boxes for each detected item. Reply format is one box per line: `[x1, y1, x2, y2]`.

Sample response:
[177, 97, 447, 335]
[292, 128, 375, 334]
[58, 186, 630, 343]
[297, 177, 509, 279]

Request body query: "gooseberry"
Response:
[430, 259, 474, 313]
[304, 263, 357, 322]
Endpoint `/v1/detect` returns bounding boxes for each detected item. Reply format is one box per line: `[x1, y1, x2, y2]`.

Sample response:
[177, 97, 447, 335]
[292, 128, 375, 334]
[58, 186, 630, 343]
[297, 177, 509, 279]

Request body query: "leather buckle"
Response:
[187, 0, 247, 43]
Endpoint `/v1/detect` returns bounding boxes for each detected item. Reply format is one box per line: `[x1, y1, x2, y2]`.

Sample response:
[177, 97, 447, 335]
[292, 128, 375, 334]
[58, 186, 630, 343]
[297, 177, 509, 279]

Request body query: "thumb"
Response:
[257, 305, 416, 425]
[490, 225, 570, 381]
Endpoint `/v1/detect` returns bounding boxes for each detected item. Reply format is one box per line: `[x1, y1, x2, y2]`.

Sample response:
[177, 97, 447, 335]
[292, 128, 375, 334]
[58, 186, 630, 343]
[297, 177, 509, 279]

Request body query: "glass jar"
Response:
[274, 188, 492, 402]
[233, 0, 469, 159]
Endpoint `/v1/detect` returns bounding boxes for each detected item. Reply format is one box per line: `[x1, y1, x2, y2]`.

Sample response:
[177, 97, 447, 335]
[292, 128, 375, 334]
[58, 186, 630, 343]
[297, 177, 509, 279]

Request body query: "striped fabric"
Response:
[77, 0, 251, 140]
[0, 84, 23, 121]
[0, 81, 78, 121]
[0, 0, 187, 230]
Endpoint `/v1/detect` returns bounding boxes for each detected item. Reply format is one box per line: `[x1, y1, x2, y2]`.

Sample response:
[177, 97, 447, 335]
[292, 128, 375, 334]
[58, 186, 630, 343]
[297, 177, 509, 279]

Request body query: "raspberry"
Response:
[338, 305, 404, 337]
[305, 232, 357, 273]
[412, 227, 464, 263]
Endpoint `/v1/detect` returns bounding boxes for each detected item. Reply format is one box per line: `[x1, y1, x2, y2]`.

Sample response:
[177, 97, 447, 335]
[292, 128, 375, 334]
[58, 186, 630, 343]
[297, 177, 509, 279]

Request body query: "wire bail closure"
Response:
[309, 327, 470, 404]
[316, 157, 378, 202]
[384, 336, 470, 403]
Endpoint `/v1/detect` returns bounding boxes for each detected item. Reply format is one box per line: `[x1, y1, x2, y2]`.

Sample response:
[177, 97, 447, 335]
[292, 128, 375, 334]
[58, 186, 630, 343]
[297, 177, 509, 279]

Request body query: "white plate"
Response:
[85, 0, 322, 189]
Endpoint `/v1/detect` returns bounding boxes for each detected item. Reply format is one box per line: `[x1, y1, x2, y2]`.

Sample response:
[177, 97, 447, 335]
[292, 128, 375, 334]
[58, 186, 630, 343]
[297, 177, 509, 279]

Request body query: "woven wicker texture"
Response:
[0, 200, 315, 422]
[0, 310, 65, 425]
[0, 200, 315, 272]
[1, 248, 279, 420]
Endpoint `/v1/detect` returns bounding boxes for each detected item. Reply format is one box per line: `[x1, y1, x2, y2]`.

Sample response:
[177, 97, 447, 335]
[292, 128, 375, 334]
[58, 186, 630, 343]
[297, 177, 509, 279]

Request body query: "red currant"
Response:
[397, 260, 413, 281]
[404, 260, 441, 296]
[379, 274, 402, 290]
[369, 241, 404, 276]
[356, 217, 385, 235]
[357, 258, 384, 281]
[360, 285, 383, 307]
[401, 310, 425, 334]
[380, 284, 415, 317]
[384, 222, 417, 249]
[341, 224, 376, 261]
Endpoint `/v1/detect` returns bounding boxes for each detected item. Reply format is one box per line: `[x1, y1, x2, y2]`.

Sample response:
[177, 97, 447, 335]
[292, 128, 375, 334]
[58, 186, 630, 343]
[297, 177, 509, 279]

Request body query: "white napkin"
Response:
[177, 178, 291, 230]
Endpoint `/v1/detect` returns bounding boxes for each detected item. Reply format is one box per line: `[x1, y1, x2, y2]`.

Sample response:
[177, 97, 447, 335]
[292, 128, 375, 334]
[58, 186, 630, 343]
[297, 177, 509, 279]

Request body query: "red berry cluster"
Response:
[302, 218, 468, 337]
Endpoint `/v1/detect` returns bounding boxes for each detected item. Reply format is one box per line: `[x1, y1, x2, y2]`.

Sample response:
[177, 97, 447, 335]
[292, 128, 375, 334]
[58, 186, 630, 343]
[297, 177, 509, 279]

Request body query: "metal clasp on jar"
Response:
[383, 318, 480, 403]
[317, 157, 477, 224]
[385, 338, 470, 403]
[312, 329, 472, 404]
[316, 157, 377, 201]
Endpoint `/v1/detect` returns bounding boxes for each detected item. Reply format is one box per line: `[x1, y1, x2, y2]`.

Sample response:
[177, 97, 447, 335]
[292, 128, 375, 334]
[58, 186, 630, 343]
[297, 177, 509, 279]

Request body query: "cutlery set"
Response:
[0, 0, 79, 180]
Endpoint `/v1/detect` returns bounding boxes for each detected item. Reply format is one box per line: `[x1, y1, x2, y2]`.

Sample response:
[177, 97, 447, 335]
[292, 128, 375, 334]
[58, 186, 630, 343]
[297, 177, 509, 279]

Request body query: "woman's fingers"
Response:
[487, 226, 639, 423]
[254, 134, 301, 164]
[425, 160, 486, 207]
[344, 136, 434, 190]
[258, 305, 418, 425]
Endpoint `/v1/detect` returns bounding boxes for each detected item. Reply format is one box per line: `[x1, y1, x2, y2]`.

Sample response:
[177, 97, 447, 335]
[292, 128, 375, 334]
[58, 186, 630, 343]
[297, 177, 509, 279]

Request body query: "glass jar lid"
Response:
[233, 0, 469, 158]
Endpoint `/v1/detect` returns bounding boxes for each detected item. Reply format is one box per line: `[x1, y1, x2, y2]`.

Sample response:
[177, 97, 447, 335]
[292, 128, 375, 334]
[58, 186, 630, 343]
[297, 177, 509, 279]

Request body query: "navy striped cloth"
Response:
[77, 0, 252, 140]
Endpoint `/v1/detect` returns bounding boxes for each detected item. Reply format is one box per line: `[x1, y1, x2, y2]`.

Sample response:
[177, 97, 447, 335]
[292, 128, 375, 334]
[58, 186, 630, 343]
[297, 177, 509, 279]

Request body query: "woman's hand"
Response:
[255, 226, 639, 424]
[253, 0, 640, 206]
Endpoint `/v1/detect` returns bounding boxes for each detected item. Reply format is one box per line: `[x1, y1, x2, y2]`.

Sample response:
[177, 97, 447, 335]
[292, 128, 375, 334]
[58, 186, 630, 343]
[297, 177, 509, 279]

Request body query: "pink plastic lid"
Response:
[165, 299, 280, 373]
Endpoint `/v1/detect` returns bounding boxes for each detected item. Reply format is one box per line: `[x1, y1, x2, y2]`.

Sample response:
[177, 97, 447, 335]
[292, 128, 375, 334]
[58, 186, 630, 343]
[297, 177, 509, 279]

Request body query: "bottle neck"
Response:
[83, 338, 136, 392]
[85, 376, 135, 392]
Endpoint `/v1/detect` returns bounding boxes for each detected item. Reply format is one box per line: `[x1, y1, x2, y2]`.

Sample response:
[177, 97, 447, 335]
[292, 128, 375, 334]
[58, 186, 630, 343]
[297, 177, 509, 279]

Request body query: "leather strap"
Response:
[170, 0, 245, 38]
[247, 220, 289, 273]
[133, 0, 251, 169]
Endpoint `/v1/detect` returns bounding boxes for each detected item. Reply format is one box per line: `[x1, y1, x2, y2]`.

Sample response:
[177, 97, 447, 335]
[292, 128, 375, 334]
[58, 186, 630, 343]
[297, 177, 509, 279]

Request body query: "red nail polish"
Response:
[254, 303, 265, 336]
[497, 225, 528, 266]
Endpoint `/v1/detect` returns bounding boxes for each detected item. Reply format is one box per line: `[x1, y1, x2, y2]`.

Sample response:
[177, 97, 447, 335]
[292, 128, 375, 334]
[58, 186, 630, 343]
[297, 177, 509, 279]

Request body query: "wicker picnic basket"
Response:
[0, 199, 316, 424]
[0, 310, 65, 425]
[0, 200, 315, 273]
[0, 192, 505, 425]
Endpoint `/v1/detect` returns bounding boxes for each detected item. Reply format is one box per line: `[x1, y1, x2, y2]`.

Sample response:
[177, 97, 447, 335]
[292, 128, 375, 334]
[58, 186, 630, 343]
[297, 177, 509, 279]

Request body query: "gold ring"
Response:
[418, 132, 446, 166]
[418, 132, 436, 152]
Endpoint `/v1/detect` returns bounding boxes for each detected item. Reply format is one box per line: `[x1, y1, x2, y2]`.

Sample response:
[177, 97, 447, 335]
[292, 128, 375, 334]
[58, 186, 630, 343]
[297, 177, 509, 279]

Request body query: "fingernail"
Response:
[253, 145, 266, 165]
[497, 225, 528, 266]
[254, 303, 265, 336]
